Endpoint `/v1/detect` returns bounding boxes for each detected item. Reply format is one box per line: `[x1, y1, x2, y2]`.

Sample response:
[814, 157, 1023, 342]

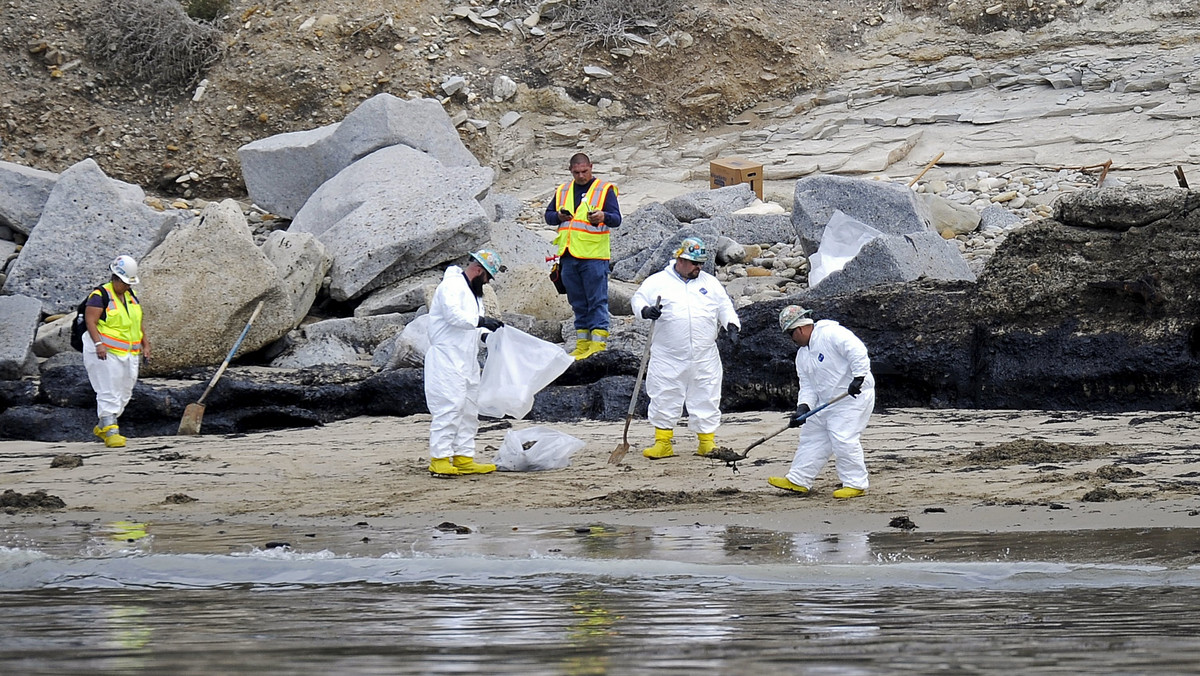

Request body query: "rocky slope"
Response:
[3, 0, 1194, 202]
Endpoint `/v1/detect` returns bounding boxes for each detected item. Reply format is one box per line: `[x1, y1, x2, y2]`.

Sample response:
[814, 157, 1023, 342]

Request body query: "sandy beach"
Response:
[4, 409, 1199, 535]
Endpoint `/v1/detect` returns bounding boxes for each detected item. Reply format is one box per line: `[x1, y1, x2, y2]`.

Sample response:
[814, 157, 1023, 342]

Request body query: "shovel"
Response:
[739, 391, 852, 457]
[177, 301, 264, 436]
[608, 297, 661, 464]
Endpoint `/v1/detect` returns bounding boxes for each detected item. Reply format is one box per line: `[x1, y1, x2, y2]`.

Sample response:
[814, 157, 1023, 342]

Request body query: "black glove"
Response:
[848, 376, 865, 397]
[725, 324, 740, 347]
[641, 305, 662, 320]
[477, 316, 503, 332]
[789, 403, 811, 428]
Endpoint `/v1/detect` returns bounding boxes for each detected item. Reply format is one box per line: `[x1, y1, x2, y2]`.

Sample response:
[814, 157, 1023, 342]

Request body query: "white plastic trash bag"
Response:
[495, 426, 586, 471]
[807, 210, 884, 287]
[477, 326, 573, 419]
[385, 314, 431, 369]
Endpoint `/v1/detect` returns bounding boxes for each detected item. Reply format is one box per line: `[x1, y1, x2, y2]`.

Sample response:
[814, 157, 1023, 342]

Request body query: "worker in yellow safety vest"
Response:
[544, 152, 622, 360]
[83, 255, 150, 448]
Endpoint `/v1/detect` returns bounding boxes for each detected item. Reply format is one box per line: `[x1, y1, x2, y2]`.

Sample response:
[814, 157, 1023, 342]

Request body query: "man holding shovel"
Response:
[769, 306, 875, 498]
[425, 249, 506, 477]
[631, 237, 740, 460]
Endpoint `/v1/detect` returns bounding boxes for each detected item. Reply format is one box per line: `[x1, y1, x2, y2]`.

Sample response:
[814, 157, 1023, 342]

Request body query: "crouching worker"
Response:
[425, 249, 506, 477]
[84, 255, 150, 448]
[630, 237, 740, 459]
[769, 305, 875, 498]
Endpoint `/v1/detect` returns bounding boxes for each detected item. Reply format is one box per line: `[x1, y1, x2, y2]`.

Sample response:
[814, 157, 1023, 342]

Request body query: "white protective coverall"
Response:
[786, 319, 875, 490]
[82, 340, 139, 421]
[630, 263, 740, 433]
[424, 266, 485, 460]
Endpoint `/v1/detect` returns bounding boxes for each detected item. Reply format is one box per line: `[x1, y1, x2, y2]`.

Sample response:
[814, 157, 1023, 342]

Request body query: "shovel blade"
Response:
[178, 403, 206, 436]
[608, 442, 630, 465]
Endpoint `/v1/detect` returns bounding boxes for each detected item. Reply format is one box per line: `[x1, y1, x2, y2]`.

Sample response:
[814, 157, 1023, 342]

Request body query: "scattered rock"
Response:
[1082, 487, 1123, 502]
[2, 488, 65, 512]
[50, 453, 82, 468]
[164, 493, 198, 504]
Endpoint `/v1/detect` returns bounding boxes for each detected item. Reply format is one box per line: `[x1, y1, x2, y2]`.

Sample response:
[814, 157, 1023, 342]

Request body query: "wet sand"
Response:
[3, 409, 1199, 534]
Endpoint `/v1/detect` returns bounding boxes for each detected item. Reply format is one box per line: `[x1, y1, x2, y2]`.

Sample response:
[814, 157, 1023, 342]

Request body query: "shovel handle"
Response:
[742, 392, 853, 455]
[195, 301, 264, 406]
[625, 296, 661, 418]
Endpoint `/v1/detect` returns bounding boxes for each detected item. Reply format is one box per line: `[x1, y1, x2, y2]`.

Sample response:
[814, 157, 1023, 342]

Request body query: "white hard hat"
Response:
[110, 255, 140, 285]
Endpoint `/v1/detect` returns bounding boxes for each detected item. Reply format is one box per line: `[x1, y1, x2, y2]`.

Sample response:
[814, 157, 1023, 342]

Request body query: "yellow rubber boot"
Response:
[768, 476, 809, 494]
[99, 425, 126, 448]
[833, 487, 866, 499]
[429, 457, 460, 476]
[582, 329, 608, 358]
[93, 425, 106, 441]
[453, 456, 496, 475]
[642, 427, 674, 459]
[696, 432, 716, 457]
[568, 330, 592, 359]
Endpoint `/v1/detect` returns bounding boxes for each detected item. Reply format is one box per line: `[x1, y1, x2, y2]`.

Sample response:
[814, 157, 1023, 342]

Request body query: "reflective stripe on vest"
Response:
[553, 179, 616, 260]
[94, 282, 143, 356]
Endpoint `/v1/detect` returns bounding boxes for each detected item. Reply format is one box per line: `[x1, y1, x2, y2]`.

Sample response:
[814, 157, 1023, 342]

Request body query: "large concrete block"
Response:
[239, 94, 478, 219]
[137, 199, 294, 374]
[791, 175, 934, 256]
[807, 231, 976, 297]
[261, 230, 331, 328]
[1, 159, 181, 314]
[0, 160, 58, 235]
[0, 294, 41, 379]
[289, 145, 493, 301]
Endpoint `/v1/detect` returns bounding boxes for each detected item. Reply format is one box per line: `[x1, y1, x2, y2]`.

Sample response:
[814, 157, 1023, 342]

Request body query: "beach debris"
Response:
[2, 489, 66, 512]
[962, 439, 1124, 466]
[1082, 487, 1123, 502]
[154, 452, 186, 461]
[1094, 465, 1142, 480]
[265, 541, 291, 549]
[1175, 165, 1189, 189]
[1048, 502, 1069, 510]
[50, 453, 83, 468]
[436, 521, 472, 534]
[522, 440, 537, 451]
[922, 506, 946, 513]
[906, 151, 944, 187]
[888, 515, 918, 530]
[164, 493, 198, 504]
[106, 521, 149, 542]
[705, 446, 749, 472]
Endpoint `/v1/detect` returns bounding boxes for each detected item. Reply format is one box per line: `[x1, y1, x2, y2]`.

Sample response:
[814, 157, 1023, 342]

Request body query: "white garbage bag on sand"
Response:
[495, 426, 586, 471]
[807, 210, 883, 287]
[478, 326, 573, 419]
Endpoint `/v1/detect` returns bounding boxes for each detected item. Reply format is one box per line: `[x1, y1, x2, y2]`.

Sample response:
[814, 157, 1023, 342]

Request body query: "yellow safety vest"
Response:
[92, 282, 143, 356]
[553, 179, 617, 260]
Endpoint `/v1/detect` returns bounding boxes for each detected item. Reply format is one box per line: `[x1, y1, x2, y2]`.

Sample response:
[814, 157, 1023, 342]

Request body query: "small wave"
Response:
[2, 550, 1199, 592]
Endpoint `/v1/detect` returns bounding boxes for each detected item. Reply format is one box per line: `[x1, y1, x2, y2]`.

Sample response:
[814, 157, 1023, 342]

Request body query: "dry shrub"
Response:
[552, 0, 683, 48]
[84, 0, 223, 88]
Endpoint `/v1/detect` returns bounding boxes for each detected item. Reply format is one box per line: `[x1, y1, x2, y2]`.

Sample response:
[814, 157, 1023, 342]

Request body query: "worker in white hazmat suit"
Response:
[630, 237, 740, 459]
[424, 249, 505, 477]
[769, 305, 875, 498]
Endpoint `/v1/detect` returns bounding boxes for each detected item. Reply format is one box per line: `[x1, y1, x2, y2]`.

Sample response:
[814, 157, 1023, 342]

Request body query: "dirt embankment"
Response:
[0, 0, 1116, 199]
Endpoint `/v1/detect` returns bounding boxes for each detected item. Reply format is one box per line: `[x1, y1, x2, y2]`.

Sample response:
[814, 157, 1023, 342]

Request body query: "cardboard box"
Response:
[710, 157, 763, 200]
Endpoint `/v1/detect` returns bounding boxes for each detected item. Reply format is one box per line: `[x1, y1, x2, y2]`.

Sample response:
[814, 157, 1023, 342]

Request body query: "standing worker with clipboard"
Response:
[544, 153, 622, 360]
